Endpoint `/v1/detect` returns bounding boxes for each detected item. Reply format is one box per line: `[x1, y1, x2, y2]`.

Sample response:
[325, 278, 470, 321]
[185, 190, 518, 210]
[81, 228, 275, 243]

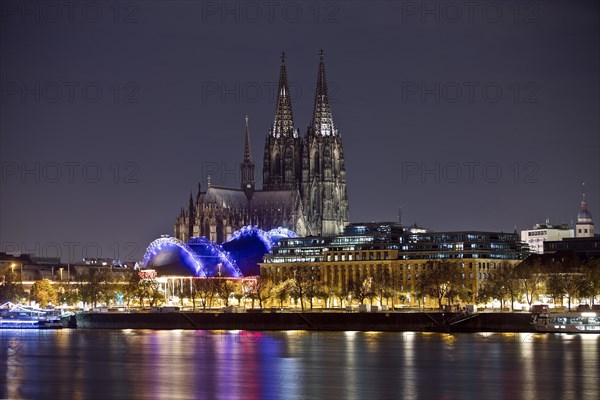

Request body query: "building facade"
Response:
[175, 51, 349, 242]
[544, 237, 600, 258]
[260, 223, 527, 307]
[520, 220, 574, 254]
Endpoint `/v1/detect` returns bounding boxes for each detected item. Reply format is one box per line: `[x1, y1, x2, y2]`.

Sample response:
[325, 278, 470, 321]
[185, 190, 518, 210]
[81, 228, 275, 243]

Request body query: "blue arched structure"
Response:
[142, 235, 208, 277]
[222, 226, 299, 276]
[187, 236, 243, 278]
[142, 226, 298, 278]
[265, 227, 299, 246]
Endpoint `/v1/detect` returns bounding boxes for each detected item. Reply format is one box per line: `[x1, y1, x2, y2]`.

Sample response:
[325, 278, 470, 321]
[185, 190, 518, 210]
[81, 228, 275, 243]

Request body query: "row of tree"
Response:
[478, 259, 600, 311]
[2, 256, 599, 310]
[258, 259, 600, 311]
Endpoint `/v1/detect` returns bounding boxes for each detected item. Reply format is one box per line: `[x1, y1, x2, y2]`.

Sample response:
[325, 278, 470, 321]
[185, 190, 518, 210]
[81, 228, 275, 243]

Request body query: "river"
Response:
[1, 330, 598, 399]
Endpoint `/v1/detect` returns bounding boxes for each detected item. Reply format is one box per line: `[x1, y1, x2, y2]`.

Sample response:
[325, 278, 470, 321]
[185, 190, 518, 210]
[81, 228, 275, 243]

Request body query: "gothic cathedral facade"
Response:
[175, 51, 349, 242]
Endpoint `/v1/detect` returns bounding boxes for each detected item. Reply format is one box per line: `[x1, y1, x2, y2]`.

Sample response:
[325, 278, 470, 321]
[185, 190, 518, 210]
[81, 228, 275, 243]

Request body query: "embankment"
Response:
[73, 311, 535, 332]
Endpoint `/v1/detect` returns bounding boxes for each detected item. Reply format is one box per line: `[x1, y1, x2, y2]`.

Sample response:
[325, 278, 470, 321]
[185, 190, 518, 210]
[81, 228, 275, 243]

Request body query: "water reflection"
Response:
[1, 330, 599, 399]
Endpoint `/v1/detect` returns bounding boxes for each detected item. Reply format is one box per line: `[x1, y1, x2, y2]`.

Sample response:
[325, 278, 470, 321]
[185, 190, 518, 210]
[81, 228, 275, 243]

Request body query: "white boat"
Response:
[532, 311, 600, 333]
[0, 302, 63, 329]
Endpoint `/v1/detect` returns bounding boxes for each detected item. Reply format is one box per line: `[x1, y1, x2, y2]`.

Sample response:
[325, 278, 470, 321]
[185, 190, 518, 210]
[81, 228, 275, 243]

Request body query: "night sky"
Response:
[1, 1, 598, 263]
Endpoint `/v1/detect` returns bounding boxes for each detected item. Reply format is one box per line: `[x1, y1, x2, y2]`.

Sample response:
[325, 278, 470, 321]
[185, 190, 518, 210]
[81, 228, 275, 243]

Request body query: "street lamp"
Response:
[11, 263, 21, 282]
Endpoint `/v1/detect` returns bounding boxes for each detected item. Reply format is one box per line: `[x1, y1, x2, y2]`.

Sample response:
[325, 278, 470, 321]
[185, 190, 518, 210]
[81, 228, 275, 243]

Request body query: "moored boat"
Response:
[0, 302, 63, 329]
[532, 311, 600, 333]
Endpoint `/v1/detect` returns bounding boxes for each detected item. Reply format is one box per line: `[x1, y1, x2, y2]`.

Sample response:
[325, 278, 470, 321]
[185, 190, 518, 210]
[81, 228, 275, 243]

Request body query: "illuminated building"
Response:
[140, 227, 299, 305]
[520, 220, 574, 254]
[260, 223, 528, 307]
[174, 50, 349, 242]
[544, 237, 600, 258]
[143, 226, 298, 278]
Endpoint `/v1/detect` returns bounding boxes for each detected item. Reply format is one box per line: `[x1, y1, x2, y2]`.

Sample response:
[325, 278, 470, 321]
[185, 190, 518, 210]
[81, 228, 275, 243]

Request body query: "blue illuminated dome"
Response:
[141, 227, 298, 278]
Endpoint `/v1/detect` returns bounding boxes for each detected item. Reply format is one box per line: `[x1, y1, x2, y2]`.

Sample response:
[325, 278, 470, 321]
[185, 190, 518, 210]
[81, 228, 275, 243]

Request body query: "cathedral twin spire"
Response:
[176, 50, 347, 241]
[310, 49, 336, 137]
[272, 51, 297, 138]
[249, 50, 349, 235]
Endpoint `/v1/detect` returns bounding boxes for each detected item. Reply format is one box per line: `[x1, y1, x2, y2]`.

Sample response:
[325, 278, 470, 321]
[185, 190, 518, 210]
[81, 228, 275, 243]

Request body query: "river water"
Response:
[1, 329, 598, 399]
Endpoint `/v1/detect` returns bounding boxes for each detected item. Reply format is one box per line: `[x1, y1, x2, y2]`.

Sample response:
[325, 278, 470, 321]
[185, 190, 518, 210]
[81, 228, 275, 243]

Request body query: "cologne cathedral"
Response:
[174, 51, 349, 243]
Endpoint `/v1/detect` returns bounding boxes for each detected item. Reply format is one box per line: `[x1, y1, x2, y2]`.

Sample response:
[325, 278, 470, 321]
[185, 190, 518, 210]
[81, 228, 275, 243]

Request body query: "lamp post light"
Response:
[11, 263, 21, 282]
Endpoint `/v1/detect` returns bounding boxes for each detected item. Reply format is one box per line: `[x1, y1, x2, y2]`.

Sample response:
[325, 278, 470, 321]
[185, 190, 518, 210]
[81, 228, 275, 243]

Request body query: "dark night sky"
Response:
[1, 1, 599, 263]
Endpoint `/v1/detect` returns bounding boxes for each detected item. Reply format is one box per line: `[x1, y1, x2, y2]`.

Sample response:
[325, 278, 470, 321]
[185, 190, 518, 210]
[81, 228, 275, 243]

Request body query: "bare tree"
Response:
[215, 279, 239, 307]
[516, 261, 546, 307]
[371, 268, 395, 306]
[478, 271, 511, 310]
[348, 276, 373, 305]
[290, 266, 323, 310]
[273, 279, 294, 308]
[138, 276, 164, 308]
[247, 278, 273, 308]
[583, 260, 600, 305]
[546, 272, 587, 311]
[77, 268, 114, 308]
[0, 265, 25, 303]
[417, 261, 463, 310]
[192, 278, 218, 310]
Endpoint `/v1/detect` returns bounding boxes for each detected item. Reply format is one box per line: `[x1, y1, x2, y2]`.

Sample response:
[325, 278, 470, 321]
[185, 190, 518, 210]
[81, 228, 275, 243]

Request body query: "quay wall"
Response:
[73, 311, 535, 332]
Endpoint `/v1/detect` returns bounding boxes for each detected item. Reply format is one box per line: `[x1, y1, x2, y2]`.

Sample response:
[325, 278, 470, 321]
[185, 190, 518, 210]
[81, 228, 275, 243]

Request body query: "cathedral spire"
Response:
[241, 115, 256, 199]
[243, 114, 252, 163]
[310, 49, 336, 137]
[272, 51, 296, 138]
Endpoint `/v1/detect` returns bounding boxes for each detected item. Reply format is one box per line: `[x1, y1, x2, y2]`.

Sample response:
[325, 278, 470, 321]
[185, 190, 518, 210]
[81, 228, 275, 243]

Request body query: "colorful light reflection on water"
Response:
[1, 330, 598, 399]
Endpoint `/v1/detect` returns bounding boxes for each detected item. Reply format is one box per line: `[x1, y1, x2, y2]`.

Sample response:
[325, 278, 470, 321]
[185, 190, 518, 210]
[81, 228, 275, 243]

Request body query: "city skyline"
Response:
[1, 1, 598, 262]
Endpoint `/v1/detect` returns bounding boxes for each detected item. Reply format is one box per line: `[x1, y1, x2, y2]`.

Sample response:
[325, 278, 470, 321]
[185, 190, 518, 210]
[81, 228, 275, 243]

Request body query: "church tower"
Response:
[301, 50, 349, 236]
[263, 52, 302, 190]
[187, 191, 195, 240]
[240, 115, 255, 201]
[575, 184, 594, 238]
